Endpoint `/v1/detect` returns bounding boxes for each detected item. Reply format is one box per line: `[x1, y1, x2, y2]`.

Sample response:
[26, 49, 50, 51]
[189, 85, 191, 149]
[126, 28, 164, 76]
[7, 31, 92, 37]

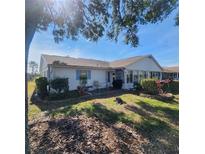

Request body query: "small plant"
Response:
[140, 78, 158, 94]
[78, 76, 88, 95]
[35, 77, 48, 99]
[133, 82, 142, 91]
[93, 80, 100, 90]
[48, 90, 79, 101]
[112, 79, 123, 89]
[79, 76, 87, 87]
[50, 78, 69, 93]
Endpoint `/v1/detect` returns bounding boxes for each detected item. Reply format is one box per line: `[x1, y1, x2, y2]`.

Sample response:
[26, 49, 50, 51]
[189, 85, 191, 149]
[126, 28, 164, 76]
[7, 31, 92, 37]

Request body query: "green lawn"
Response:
[28, 81, 179, 153]
[28, 80, 41, 120]
[28, 81, 178, 128]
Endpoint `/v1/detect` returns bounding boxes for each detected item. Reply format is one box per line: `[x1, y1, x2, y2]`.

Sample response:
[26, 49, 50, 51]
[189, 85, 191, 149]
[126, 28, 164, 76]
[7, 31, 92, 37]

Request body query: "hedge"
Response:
[48, 90, 79, 101]
[162, 80, 179, 94]
[133, 81, 142, 91]
[35, 77, 48, 99]
[140, 78, 158, 94]
[50, 78, 69, 93]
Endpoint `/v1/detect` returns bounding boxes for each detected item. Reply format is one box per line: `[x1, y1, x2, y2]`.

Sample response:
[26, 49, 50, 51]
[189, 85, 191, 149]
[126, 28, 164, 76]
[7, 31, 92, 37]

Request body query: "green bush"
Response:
[112, 79, 123, 89]
[140, 78, 158, 94]
[79, 76, 87, 87]
[48, 90, 79, 101]
[50, 78, 69, 93]
[162, 80, 179, 94]
[133, 82, 142, 91]
[35, 77, 48, 99]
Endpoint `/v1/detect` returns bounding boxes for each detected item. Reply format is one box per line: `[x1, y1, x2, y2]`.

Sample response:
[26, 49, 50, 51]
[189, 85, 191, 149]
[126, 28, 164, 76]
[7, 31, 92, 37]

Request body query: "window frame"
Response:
[76, 70, 91, 80]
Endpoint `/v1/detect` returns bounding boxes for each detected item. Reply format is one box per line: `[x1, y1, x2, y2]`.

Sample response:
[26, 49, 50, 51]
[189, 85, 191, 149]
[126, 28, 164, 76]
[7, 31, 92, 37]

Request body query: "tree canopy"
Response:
[26, 0, 178, 48]
[29, 61, 38, 75]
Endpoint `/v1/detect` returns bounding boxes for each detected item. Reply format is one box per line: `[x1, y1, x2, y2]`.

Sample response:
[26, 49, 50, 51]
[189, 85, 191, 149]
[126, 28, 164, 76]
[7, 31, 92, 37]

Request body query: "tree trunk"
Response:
[25, 20, 36, 153]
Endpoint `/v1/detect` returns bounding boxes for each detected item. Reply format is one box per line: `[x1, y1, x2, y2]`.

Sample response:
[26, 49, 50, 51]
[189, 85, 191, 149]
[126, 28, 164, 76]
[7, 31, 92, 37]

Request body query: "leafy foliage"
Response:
[140, 78, 158, 94]
[35, 77, 48, 99]
[80, 76, 87, 87]
[29, 61, 38, 75]
[50, 78, 69, 93]
[133, 81, 142, 91]
[112, 79, 123, 89]
[175, 12, 179, 26]
[93, 80, 100, 89]
[162, 80, 179, 94]
[26, 0, 178, 47]
[48, 90, 79, 101]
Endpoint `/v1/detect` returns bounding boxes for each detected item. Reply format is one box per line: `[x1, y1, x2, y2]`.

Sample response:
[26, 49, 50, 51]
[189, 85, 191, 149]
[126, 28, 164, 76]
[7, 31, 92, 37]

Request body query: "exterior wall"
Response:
[43, 56, 165, 90]
[123, 57, 162, 90]
[126, 57, 162, 72]
[162, 72, 179, 80]
[39, 56, 48, 77]
[51, 66, 107, 90]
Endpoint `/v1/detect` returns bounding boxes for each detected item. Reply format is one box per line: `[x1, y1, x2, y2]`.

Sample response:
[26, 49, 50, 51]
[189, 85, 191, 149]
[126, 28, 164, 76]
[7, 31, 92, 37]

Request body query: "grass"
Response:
[28, 81, 178, 129]
[49, 94, 179, 129]
[28, 80, 179, 152]
[28, 80, 41, 120]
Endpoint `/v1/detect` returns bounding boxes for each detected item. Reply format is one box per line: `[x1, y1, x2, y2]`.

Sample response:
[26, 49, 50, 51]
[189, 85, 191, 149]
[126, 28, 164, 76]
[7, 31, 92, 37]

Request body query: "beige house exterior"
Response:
[40, 54, 178, 90]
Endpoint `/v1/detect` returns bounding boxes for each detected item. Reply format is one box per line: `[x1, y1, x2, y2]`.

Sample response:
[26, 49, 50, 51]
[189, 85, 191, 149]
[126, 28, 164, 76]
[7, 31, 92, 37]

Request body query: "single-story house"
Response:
[40, 54, 179, 90]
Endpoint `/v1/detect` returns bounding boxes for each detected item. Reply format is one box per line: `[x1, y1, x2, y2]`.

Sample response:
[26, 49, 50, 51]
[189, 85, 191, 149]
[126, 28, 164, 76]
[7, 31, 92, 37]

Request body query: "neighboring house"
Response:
[40, 54, 179, 90]
[162, 66, 179, 80]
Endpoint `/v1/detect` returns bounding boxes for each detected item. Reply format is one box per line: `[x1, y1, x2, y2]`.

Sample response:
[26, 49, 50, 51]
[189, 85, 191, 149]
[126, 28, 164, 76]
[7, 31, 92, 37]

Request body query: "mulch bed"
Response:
[29, 115, 149, 154]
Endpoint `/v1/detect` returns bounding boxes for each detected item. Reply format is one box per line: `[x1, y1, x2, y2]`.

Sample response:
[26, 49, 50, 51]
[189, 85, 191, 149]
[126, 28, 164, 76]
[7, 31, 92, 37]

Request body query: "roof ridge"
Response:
[110, 54, 150, 62]
[42, 54, 109, 63]
[41, 54, 162, 69]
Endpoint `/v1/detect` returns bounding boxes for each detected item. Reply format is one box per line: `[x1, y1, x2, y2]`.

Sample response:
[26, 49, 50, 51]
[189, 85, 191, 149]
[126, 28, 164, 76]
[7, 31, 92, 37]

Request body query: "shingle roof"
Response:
[41, 54, 162, 69]
[109, 56, 146, 68]
[163, 66, 179, 73]
[42, 54, 110, 68]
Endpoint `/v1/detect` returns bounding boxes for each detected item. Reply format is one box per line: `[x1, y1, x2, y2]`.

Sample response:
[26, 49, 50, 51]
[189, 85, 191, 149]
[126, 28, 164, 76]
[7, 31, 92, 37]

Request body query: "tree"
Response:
[25, 0, 178, 151]
[29, 61, 38, 75]
[26, 0, 179, 56]
[175, 12, 179, 26]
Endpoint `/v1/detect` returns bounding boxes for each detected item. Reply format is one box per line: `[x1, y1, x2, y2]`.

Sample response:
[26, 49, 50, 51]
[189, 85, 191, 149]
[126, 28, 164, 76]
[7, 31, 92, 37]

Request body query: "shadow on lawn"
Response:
[30, 102, 179, 153]
[31, 90, 128, 112]
[124, 102, 178, 153]
[137, 101, 179, 125]
[30, 90, 179, 153]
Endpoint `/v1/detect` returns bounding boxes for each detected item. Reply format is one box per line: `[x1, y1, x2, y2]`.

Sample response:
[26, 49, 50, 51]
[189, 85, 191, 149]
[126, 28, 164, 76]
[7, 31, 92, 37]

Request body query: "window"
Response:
[150, 72, 153, 78]
[127, 71, 133, 83]
[107, 72, 110, 82]
[134, 75, 138, 82]
[76, 70, 91, 80]
[112, 72, 115, 81]
[143, 71, 147, 78]
[152, 72, 160, 79]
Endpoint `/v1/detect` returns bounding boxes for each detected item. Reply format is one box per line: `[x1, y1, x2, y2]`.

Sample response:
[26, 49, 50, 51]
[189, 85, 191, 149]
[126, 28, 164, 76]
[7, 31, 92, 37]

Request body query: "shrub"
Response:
[133, 82, 142, 91]
[140, 78, 158, 94]
[93, 80, 100, 89]
[48, 90, 79, 101]
[162, 80, 179, 94]
[50, 78, 69, 93]
[112, 79, 123, 89]
[79, 76, 87, 87]
[35, 77, 48, 99]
